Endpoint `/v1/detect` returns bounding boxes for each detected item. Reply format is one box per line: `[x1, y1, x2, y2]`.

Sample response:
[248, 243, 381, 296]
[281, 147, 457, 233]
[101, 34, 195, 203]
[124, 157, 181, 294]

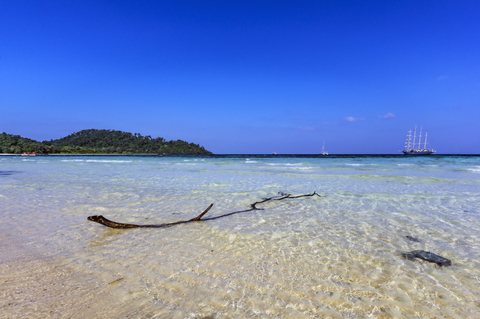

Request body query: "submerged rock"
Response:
[402, 250, 451, 266]
[406, 235, 420, 242]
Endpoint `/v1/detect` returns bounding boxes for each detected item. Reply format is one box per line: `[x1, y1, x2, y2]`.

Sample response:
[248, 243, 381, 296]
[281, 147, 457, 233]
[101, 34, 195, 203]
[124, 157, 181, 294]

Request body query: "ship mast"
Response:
[424, 131, 428, 149]
[418, 126, 422, 150]
[412, 125, 417, 151]
[405, 129, 412, 150]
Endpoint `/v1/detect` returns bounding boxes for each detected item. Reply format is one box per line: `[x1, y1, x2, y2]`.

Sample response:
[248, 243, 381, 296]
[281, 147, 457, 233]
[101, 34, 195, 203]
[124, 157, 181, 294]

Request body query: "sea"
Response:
[1, 154, 480, 318]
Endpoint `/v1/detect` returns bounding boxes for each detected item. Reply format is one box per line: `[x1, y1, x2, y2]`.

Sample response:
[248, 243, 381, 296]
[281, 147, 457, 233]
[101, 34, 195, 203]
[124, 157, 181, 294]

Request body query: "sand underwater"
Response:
[1, 155, 480, 318]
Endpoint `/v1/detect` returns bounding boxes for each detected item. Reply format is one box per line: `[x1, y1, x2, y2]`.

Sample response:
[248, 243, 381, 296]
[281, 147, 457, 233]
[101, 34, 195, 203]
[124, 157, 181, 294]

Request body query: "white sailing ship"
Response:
[401, 126, 435, 155]
[321, 141, 328, 155]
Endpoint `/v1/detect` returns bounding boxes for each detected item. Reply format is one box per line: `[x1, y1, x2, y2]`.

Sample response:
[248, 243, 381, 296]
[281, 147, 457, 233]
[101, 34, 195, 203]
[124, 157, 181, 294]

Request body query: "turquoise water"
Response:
[1, 155, 480, 318]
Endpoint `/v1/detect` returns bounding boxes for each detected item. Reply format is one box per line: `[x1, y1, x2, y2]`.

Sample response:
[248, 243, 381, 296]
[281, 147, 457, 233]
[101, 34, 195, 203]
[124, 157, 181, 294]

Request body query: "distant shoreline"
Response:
[0, 153, 173, 156]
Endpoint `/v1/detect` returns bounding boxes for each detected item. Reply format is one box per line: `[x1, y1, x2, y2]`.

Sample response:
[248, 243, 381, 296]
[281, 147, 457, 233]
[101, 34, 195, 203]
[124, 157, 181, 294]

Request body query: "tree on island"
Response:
[0, 132, 50, 154]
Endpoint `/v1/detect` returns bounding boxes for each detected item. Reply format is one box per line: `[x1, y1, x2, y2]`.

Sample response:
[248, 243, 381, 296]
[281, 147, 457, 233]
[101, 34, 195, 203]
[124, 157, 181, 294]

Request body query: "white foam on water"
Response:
[266, 162, 302, 166]
[85, 160, 133, 163]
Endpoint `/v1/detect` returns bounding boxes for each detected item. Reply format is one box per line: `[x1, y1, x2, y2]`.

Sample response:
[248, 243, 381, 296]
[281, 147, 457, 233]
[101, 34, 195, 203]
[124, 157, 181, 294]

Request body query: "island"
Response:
[0, 129, 212, 155]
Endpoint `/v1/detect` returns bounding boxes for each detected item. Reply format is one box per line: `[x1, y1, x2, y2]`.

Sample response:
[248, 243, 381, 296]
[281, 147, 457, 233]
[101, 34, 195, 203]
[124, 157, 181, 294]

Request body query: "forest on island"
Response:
[0, 129, 212, 155]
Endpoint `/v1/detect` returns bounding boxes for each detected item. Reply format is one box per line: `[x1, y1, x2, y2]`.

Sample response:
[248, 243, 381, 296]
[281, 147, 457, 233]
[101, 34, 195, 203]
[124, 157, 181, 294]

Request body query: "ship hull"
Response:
[402, 151, 435, 155]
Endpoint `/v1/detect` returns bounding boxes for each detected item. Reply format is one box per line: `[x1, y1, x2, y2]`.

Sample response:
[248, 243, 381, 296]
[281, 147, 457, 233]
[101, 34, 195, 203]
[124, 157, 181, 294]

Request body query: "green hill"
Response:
[1, 129, 212, 155]
[0, 132, 50, 154]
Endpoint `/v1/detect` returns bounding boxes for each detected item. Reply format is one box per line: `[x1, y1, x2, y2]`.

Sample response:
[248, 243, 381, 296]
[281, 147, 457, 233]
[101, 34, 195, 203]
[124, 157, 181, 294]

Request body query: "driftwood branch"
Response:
[250, 191, 321, 209]
[87, 191, 322, 229]
[87, 204, 214, 229]
[188, 203, 214, 221]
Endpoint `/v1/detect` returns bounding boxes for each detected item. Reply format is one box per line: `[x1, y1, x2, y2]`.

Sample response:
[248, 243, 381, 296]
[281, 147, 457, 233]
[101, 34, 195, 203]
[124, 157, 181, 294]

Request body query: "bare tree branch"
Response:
[87, 191, 322, 229]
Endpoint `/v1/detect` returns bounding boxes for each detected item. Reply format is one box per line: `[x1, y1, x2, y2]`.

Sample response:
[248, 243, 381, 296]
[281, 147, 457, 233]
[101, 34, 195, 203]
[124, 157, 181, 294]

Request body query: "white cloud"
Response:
[344, 116, 364, 122]
[378, 113, 396, 119]
[437, 75, 448, 81]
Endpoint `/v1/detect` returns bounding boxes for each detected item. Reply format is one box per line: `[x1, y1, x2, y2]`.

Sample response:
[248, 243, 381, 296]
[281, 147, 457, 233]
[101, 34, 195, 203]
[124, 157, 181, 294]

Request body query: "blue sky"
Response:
[1, 0, 479, 154]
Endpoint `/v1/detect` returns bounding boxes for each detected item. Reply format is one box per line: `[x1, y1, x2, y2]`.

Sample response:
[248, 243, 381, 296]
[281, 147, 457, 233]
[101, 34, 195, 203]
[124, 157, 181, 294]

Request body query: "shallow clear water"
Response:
[1, 155, 480, 318]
